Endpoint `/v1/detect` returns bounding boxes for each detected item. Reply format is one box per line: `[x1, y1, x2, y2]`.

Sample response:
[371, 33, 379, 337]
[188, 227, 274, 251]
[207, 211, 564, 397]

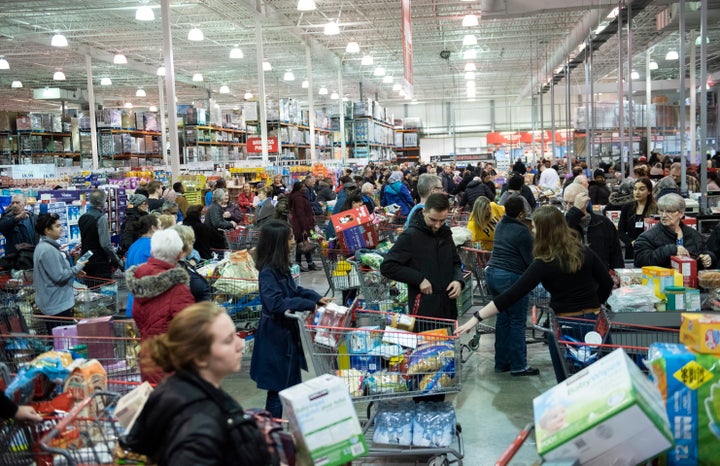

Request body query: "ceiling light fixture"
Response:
[192, 72, 203, 82]
[283, 70, 295, 81]
[136, 88, 146, 97]
[301, 80, 309, 89]
[124, 102, 133, 108]
[113, 53, 128, 64]
[631, 70, 640, 80]
[135, 5, 155, 21]
[383, 75, 393, 84]
[467, 89, 477, 98]
[244, 91, 253, 99]
[392, 83, 402, 91]
[462, 34, 477, 46]
[219, 85, 230, 94]
[695, 35, 710, 46]
[462, 9, 479, 27]
[149, 105, 158, 112]
[649, 61, 658, 70]
[665, 50, 678, 60]
[464, 71, 476, 80]
[464, 62, 476, 71]
[466, 80, 476, 89]
[229, 46, 244, 59]
[188, 27, 204, 41]
[297, 0, 316, 11]
[462, 49, 477, 60]
[330, 91, 339, 100]
[318, 86, 328, 95]
[51, 33, 68, 47]
[263, 61, 272, 71]
[324, 21, 340, 36]
[0, 57, 8, 70]
[361, 54, 374, 66]
[11, 80, 22, 89]
[100, 77, 112, 85]
[53, 69, 66, 81]
[346, 41, 360, 53]
[156, 66, 166, 76]
[373, 67, 385, 77]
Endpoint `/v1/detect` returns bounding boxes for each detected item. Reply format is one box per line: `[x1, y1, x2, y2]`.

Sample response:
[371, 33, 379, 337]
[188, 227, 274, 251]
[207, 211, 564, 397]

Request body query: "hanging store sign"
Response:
[401, 0, 413, 98]
[246, 137, 279, 153]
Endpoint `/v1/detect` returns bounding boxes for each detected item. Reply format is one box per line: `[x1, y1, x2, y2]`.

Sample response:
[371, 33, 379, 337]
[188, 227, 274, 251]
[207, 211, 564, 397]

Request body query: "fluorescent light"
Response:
[149, 105, 158, 112]
[124, 102, 133, 108]
[244, 91, 253, 99]
[283, 70, 295, 81]
[330, 92, 339, 100]
[297, 0, 316, 11]
[301, 80, 309, 89]
[135, 5, 155, 21]
[462, 34, 477, 46]
[192, 73, 203, 82]
[114, 53, 128, 64]
[11, 81, 22, 89]
[383, 75, 393, 84]
[53, 70, 66, 81]
[467, 89, 477, 98]
[324, 21, 340, 36]
[464, 71, 476, 80]
[136, 88, 147, 97]
[156, 66, 166, 76]
[361, 54, 374, 66]
[188, 27, 204, 41]
[665, 50, 678, 60]
[466, 80, 476, 89]
[100, 77, 112, 86]
[649, 61, 658, 70]
[631, 70, 640, 80]
[229, 46, 244, 59]
[462, 12, 479, 27]
[373, 67, 385, 77]
[342, 97, 349, 102]
[464, 62, 476, 71]
[263, 61, 272, 71]
[392, 83, 401, 91]
[695, 35, 710, 46]
[346, 41, 360, 54]
[219, 85, 230, 94]
[0, 57, 8, 70]
[51, 33, 68, 47]
[607, 7, 619, 19]
[318, 86, 328, 95]
[462, 49, 477, 60]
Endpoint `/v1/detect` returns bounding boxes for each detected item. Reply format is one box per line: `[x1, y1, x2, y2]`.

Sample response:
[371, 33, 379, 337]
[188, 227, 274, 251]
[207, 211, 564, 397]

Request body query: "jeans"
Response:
[486, 267, 529, 372]
[266, 390, 282, 418]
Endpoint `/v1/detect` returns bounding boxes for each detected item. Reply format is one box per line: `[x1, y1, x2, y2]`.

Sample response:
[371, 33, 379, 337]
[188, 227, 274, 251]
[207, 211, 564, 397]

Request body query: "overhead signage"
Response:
[246, 137, 279, 153]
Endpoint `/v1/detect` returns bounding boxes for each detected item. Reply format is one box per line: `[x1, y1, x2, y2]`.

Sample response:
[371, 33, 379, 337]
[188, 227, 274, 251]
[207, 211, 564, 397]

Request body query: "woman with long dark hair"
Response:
[618, 177, 657, 260]
[250, 220, 331, 418]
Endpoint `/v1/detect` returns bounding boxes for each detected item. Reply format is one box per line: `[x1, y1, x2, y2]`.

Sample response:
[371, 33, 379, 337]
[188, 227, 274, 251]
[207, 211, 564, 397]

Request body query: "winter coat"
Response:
[634, 222, 716, 268]
[441, 172, 456, 195]
[254, 198, 276, 227]
[183, 217, 224, 259]
[236, 192, 254, 212]
[121, 207, 148, 253]
[0, 210, 38, 255]
[124, 370, 267, 466]
[461, 179, 494, 209]
[565, 207, 625, 270]
[381, 181, 414, 216]
[178, 260, 211, 302]
[618, 201, 655, 260]
[289, 190, 314, 241]
[588, 180, 611, 205]
[125, 236, 152, 317]
[250, 266, 321, 391]
[380, 213, 465, 319]
[33, 236, 82, 315]
[206, 202, 234, 231]
[316, 184, 336, 203]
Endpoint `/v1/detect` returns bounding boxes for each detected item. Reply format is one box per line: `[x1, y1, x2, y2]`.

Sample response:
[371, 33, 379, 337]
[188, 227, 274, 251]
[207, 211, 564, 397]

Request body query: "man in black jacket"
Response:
[0, 194, 39, 255]
[79, 189, 123, 278]
[381, 193, 464, 319]
[563, 184, 624, 271]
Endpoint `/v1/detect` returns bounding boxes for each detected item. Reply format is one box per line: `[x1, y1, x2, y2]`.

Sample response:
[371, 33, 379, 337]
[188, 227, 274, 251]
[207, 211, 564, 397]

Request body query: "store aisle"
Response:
[222, 270, 555, 465]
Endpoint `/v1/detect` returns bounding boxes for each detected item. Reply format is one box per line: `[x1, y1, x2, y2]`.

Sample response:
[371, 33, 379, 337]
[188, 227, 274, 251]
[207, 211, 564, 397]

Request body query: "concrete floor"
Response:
[221, 269, 557, 466]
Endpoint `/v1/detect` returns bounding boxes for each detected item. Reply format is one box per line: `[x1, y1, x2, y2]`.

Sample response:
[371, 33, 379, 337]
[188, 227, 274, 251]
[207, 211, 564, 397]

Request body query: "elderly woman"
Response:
[205, 188, 237, 231]
[236, 183, 255, 213]
[171, 224, 210, 302]
[633, 193, 714, 269]
[126, 228, 195, 383]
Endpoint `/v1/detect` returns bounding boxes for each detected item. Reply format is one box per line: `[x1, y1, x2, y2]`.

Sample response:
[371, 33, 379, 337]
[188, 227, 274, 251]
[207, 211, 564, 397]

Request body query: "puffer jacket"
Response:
[634, 222, 716, 268]
[381, 181, 414, 216]
[565, 207, 625, 270]
[461, 179, 494, 209]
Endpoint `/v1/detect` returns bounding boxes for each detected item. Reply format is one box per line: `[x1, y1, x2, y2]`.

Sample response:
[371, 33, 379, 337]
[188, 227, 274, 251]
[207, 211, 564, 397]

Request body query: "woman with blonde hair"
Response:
[467, 196, 504, 249]
[123, 302, 275, 465]
[172, 224, 210, 302]
[457, 206, 613, 381]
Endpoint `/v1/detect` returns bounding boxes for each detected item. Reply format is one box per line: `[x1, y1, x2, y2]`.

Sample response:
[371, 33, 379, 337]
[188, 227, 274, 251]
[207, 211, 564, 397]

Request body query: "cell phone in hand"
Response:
[78, 250, 94, 263]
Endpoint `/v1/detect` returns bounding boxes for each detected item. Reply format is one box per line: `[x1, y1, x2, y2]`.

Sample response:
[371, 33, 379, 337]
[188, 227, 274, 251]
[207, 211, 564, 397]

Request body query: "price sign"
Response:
[11, 164, 57, 180]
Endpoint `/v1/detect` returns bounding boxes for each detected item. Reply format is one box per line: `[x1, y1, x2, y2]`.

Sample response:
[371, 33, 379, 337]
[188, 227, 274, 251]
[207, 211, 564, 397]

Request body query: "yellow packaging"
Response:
[680, 313, 720, 354]
[641, 266, 683, 300]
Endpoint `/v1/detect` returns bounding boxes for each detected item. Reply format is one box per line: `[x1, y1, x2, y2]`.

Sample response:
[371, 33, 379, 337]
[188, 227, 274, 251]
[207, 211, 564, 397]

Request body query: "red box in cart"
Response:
[671, 255, 698, 288]
[331, 206, 379, 252]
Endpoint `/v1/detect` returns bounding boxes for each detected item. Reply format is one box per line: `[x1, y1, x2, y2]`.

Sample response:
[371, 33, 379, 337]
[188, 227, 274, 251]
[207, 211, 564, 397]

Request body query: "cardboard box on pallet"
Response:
[280, 374, 368, 466]
[533, 348, 672, 465]
[680, 312, 720, 354]
[648, 342, 720, 465]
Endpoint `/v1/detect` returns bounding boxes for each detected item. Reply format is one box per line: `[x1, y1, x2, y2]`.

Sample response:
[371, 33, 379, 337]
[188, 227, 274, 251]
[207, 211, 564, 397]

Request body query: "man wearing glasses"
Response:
[404, 173, 442, 228]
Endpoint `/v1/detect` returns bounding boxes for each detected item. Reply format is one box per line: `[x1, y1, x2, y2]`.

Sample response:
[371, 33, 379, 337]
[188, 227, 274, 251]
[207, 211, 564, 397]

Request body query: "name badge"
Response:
[635, 221, 644, 228]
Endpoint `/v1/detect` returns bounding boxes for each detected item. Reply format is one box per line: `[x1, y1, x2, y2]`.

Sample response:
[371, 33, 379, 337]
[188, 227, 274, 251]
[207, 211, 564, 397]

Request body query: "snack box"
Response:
[680, 313, 720, 354]
[280, 374, 368, 466]
[671, 255, 698, 289]
[533, 348, 672, 465]
[642, 266, 683, 300]
[648, 343, 720, 465]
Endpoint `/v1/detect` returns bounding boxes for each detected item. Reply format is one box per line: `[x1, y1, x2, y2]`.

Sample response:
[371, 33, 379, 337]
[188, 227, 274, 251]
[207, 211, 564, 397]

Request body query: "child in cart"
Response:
[250, 220, 332, 418]
[456, 206, 614, 380]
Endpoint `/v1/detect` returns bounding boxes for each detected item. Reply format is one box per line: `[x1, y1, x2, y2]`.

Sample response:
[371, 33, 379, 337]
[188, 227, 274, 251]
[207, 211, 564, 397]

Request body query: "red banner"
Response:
[246, 137, 278, 153]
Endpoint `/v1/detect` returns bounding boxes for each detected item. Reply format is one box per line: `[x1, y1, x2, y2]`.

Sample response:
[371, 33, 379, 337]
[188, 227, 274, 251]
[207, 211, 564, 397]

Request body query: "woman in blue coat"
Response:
[381, 172, 414, 216]
[250, 220, 331, 418]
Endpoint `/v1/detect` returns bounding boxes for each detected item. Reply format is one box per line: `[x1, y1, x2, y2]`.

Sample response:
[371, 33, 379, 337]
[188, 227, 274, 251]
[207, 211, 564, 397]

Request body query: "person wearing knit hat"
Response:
[121, 194, 149, 253]
[129, 193, 148, 208]
[588, 169, 610, 205]
[388, 172, 403, 184]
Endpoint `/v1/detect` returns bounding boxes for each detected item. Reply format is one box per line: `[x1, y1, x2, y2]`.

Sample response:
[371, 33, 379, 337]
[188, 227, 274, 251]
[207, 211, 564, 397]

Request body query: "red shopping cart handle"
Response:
[495, 422, 534, 466]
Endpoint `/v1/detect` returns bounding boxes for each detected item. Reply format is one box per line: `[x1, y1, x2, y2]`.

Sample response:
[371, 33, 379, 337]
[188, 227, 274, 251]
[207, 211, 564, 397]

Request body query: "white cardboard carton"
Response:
[280, 374, 368, 466]
[533, 348, 672, 465]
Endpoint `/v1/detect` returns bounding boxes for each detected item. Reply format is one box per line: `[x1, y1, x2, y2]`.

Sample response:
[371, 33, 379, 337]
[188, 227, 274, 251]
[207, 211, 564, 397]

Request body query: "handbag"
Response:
[297, 239, 316, 254]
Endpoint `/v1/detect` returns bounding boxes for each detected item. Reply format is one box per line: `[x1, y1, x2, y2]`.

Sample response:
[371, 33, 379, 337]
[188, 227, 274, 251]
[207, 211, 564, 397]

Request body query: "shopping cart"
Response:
[449, 210, 469, 227]
[208, 275, 262, 330]
[351, 261, 409, 309]
[74, 275, 119, 317]
[0, 415, 64, 466]
[535, 307, 680, 383]
[40, 391, 122, 465]
[458, 243, 492, 306]
[316, 245, 360, 298]
[223, 225, 259, 251]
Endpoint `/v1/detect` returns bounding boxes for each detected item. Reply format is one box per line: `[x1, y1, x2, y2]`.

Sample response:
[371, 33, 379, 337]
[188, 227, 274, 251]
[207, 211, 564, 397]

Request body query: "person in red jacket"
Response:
[236, 183, 255, 214]
[125, 228, 195, 384]
[288, 181, 317, 271]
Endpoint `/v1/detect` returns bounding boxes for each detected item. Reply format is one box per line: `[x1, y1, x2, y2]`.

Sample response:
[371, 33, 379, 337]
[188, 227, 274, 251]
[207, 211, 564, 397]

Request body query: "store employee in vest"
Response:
[79, 189, 124, 278]
[0, 194, 39, 255]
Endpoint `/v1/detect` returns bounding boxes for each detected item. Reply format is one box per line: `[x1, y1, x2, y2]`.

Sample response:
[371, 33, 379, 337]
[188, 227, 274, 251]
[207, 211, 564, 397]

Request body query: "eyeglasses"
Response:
[658, 209, 679, 215]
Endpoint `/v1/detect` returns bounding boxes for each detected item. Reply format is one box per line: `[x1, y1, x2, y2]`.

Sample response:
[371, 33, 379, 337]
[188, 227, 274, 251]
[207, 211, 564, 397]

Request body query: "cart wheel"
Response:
[468, 333, 480, 351]
[427, 454, 449, 466]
